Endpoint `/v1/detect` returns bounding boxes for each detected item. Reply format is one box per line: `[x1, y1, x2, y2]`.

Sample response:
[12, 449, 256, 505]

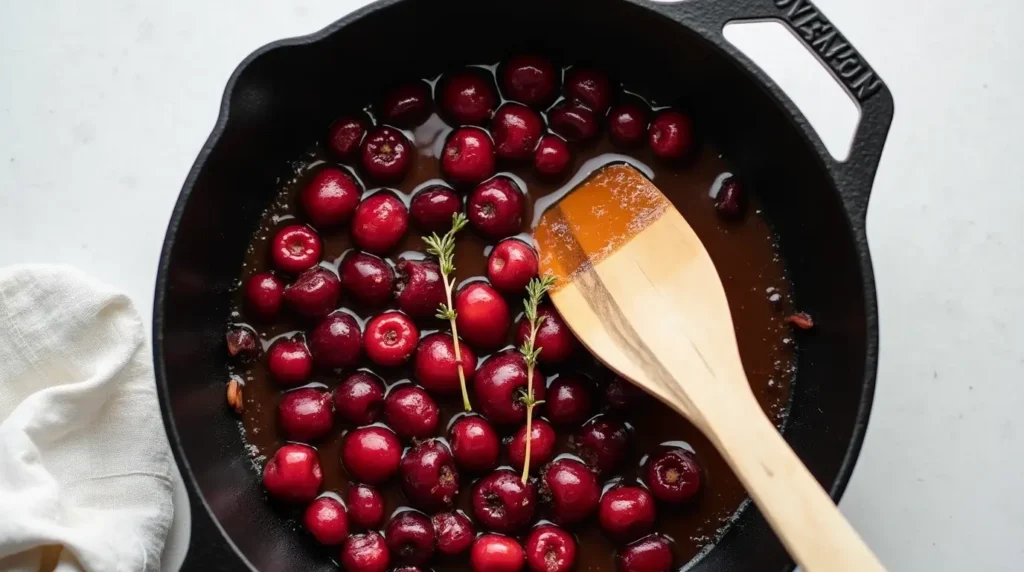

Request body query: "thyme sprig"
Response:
[518, 274, 557, 482]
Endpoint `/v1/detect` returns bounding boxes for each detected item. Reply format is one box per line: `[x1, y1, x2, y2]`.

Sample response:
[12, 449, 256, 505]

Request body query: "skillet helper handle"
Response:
[654, 0, 894, 222]
[697, 382, 886, 572]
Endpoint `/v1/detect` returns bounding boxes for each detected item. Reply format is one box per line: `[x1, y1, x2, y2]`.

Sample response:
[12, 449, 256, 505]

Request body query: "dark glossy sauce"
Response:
[229, 103, 796, 570]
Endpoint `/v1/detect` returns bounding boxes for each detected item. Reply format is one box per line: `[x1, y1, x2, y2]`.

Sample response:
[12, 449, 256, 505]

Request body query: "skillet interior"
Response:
[154, 0, 877, 569]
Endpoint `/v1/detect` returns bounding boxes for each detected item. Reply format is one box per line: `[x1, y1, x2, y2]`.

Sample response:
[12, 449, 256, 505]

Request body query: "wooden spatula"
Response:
[535, 163, 884, 572]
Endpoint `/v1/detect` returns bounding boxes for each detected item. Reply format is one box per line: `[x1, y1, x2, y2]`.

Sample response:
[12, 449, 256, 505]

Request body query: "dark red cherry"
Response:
[340, 426, 402, 485]
[347, 484, 386, 529]
[380, 81, 432, 128]
[413, 332, 477, 395]
[360, 126, 413, 183]
[545, 375, 594, 426]
[440, 68, 498, 125]
[473, 351, 545, 425]
[471, 469, 537, 533]
[598, 485, 656, 541]
[244, 272, 284, 320]
[328, 115, 368, 159]
[334, 371, 386, 426]
[572, 415, 631, 474]
[507, 418, 557, 473]
[467, 176, 524, 239]
[301, 167, 362, 227]
[304, 496, 349, 545]
[564, 67, 612, 113]
[400, 438, 460, 511]
[309, 312, 363, 369]
[538, 458, 600, 525]
[533, 135, 572, 177]
[448, 415, 501, 473]
[513, 304, 578, 364]
[645, 448, 702, 504]
[262, 444, 322, 503]
[384, 385, 440, 440]
[714, 176, 745, 219]
[278, 387, 334, 442]
[455, 282, 511, 351]
[525, 524, 577, 572]
[432, 511, 475, 556]
[618, 534, 674, 572]
[394, 259, 447, 321]
[351, 191, 409, 255]
[501, 55, 558, 108]
[441, 127, 496, 187]
[284, 266, 341, 320]
[267, 336, 313, 385]
[548, 103, 599, 142]
[339, 251, 395, 307]
[340, 531, 390, 572]
[410, 184, 461, 233]
[385, 511, 436, 566]
[271, 225, 322, 274]
[487, 239, 538, 294]
[492, 103, 544, 161]
[648, 110, 695, 160]
[608, 102, 650, 147]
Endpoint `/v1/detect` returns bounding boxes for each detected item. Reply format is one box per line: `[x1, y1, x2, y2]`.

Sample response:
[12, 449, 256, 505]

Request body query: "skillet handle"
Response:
[647, 0, 894, 223]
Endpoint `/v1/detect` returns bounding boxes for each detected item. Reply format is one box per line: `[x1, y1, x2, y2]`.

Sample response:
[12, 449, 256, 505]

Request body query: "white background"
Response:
[2, 0, 1022, 570]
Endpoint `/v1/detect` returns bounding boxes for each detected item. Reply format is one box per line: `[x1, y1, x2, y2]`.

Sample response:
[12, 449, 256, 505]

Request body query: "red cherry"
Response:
[507, 418, 557, 473]
[262, 444, 322, 503]
[364, 312, 419, 367]
[351, 191, 409, 255]
[413, 332, 477, 394]
[400, 438, 460, 511]
[441, 127, 496, 187]
[548, 103, 599, 142]
[618, 534, 675, 572]
[341, 426, 402, 484]
[283, 266, 341, 320]
[471, 534, 525, 572]
[226, 325, 260, 361]
[714, 176, 745, 220]
[604, 376, 648, 410]
[472, 350, 546, 425]
[339, 251, 395, 307]
[347, 484, 386, 529]
[340, 531, 390, 572]
[455, 282, 511, 351]
[384, 385, 440, 440]
[546, 375, 594, 426]
[244, 272, 284, 320]
[448, 415, 501, 473]
[360, 126, 413, 183]
[492, 103, 544, 161]
[301, 168, 362, 227]
[487, 239, 538, 294]
[432, 511, 475, 556]
[608, 102, 650, 147]
[440, 68, 498, 125]
[304, 496, 349, 545]
[564, 67, 612, 113]
[598, 485, 656, 542]
[525, 524, 577, 572]
[513, 304, 578, 364]
[334, 371, 386, 425]
[394, 259, 447, 321]
[648, 110, 695, 160]
[271, 225, 321, 274]
[533, 135, 572, 177]
[572, 415, 631, 474]
[409, 184, 461, 233]
[467, 176, 524, 239]
[267, 336, 313, 385]
[472, 469, 537, 533]
[645, 448, 702, 504]
[384, 510, 436, 566]
[500, 55, 558, 108]
[328, 116, 368, 159]
[539, 458, 600, 525]
[309, 312, 363, 369]
[278, 387, 334, 442]
[380, 81, 432, 128]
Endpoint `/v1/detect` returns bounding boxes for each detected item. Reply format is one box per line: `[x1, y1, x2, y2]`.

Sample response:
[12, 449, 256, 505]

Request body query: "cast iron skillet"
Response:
[153, 0, 894, 569]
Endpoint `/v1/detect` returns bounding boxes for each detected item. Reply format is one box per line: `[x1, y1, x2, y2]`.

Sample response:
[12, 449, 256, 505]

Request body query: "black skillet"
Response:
[154, 0, 893, 569]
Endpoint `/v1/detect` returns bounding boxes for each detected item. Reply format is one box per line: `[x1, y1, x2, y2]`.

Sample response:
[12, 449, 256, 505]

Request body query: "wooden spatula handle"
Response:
[698, 385, 885, 572]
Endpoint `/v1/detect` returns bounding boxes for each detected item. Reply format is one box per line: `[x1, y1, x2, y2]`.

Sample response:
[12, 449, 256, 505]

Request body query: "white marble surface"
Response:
[1, 0, 1022, 570]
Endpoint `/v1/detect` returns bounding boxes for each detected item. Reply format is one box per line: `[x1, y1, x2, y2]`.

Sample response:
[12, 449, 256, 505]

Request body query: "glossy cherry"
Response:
[284, 266, 341, 320]
[448, 415, 501, 473]
[339, 251, 395, 307]
[564, 67, 612, 113]
[648, 110, 695, 160]
[608, 102, 650, 147]
[364, 312, 419, 367]
[501, 55, 558, 108]
[441, 127, 496, 187]
[413, 332, 477, 395]
[473, 350, 545, 425]
[467, 176, 524, 239]
[618, 534, 674, 572]
[545, 375, 594, 426]
[301, 167, 362, 227]
[340, 531, 390, 572]
[472, 469, 537, 533]
[351, 192, 409, 255]
[400, 438, 460, 511]
[304, 496, 349, 545]
[487, 239, 538, 294]
[394, 259, 446, 321]
[385, 511, 436, 566]
[471, 534, 525, 572]
[278, 387, 334, 442]
[347, 484, 386, 529]
[604, 376, 647, 410]
[507, 418, 557, 473]
[244, 272, 284, 320]
[340, 426, 402, 484]
[262, 444, 322, 503]
[548, 103, 599, 142]
[384, 385, 440, 439]
[226, 325, 260, 361]
[572, 416, 631, 474]
[539, 458, 600, 525]
[455, 282, 511, 350]
[267, 336, 313, 385]
[309, 312, 362, 369]
[525, 524, 577, 572]
[432, 511, 475, 556]
[645, 448, 702, 504]
[333, 371, 386, 425]
[440, 69, 498, 125]
[715, 176, 745, 219]
[533, 135, 572, 177]
[328, 116, 368, 159]
[380, 81, 432, 127]
[271, 225, 322, 274]
[492, 103, 544, 161]
[598, 485, 656, 541]
[513, 304, 578, 364]
[409, 184, 461, 233]
[360, 126, 413, 183]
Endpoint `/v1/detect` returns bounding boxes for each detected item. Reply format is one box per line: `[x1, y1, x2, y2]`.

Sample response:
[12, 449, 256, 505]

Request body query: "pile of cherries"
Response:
[227, 56, 709, 572]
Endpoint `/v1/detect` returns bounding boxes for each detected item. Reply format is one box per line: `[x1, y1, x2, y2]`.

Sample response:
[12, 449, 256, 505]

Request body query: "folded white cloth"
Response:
[0, 265, 173, 572]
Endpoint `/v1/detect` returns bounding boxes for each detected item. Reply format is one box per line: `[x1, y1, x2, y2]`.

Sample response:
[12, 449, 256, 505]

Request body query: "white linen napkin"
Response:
[0, 265, 174, 572]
